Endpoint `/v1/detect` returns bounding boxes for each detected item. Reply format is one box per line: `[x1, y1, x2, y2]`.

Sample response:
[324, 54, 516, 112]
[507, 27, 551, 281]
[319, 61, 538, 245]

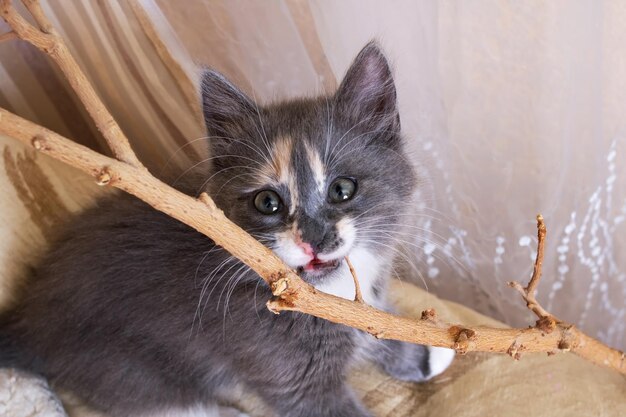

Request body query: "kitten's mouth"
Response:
[297, 258, 341, 275]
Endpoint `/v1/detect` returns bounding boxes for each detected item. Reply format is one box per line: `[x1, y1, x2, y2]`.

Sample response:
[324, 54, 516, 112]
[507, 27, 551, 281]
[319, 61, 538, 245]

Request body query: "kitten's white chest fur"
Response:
[314, 247, 382, 305]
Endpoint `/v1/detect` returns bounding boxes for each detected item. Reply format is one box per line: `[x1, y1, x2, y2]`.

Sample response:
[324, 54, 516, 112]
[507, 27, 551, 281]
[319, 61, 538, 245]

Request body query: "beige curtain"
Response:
[1, 0, 624, 352]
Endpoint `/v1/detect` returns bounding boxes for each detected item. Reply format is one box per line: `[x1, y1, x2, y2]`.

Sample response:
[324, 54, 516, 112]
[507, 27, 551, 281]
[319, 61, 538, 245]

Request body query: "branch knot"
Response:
[558, 324, 578, 352]
[31, 135, 47, 151]
[96, 167, 112, 186]
[507, 340, 523, 360]
[270, 277, 289, 297]
[536, 316, 557, 334]
[451, 327, 476, 355]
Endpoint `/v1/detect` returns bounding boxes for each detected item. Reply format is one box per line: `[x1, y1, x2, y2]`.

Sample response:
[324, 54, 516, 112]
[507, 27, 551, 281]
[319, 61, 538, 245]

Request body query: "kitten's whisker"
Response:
[222, 266, 252, 331]
[193, 250, 215, 289]
[202, 259, 241, 309]
[171, 154, 265, 188]
[220, 265, 254, 337]
[327, 117, 373, 165]
[356, 222, 453, 245]
[353, 211, 446, 225]
[195, 257, 237, 322]
[388, 262, 406, 288]
[354, 214, 447, 230]
[416, 206, 460, 224]
[199, 260, 243, 329]
[159, 136, 213, 176]
[359, 230, 470, 276]
[332, 142, 417, 171]
[350, 201, 406, 221]
[190, 255, 235, 338]
[323, 94, 335, 164]
[194, 165, 273, 196]
[250, 91, 275, 163]
[356, 237, 429, 291]
[219, 264, 249, 313]
[369, 231, 467, 273]
[213, 172, 262, 196]
[348, 202, 427, 227]
[358, 225, 449, 251]
[328, 126, 398, 170]
[253, 278, 265, 322]
[217, 135, 273, 166]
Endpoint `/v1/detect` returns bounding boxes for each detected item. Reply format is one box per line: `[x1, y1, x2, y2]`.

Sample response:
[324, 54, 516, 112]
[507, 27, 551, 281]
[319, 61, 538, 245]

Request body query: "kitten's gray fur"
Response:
[0, 42, 452, 417]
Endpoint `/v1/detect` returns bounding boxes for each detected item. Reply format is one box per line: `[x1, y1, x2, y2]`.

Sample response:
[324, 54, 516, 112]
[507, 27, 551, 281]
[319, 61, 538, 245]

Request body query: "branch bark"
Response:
[0, 30, 16, 42]
[0, 0, 624, 376]
[509, 215, 552, 319]
[0, 0, 143, 168]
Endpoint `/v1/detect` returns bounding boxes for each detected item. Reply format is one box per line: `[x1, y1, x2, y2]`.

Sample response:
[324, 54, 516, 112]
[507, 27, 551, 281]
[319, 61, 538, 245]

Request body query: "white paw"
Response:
[427, 346, 455, 377]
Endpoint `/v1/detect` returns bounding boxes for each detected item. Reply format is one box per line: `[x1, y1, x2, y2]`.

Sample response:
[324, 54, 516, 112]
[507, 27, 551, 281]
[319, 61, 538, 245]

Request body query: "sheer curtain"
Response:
[156, 0, 626, 348]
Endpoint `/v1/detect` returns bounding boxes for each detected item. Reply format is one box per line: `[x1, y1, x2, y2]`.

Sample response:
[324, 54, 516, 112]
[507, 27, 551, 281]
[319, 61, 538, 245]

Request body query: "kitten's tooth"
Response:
[427, 346, 455, 378]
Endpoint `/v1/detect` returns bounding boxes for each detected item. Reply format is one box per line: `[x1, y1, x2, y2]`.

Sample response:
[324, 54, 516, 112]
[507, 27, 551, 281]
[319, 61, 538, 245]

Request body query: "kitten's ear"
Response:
[335, 41, 400, 135]
[201, 70, 255, 138]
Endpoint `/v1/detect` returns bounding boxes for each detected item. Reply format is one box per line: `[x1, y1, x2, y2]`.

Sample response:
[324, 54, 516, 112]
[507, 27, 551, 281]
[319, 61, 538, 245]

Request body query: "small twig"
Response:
[0, 0, 144, 168]
[0, 30, 17, 42]
[345, 256, 364, 303]
[452, 328, 476, 355]
[21, 0, 53, 33]
[508, 214, 552, 319]
[507, 339, 523, 360]
[0, 0, 54, 50]
[527, 214, 547, 296]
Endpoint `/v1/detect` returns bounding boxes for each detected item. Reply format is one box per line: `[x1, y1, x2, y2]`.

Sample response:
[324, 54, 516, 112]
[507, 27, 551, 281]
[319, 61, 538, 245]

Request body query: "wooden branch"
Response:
[20, 0, 52, 33]
[0, 30, 16, 42]
[0, 0, 624, 376]
[0, 0, 143, 168]
[504, 216, 624, 368]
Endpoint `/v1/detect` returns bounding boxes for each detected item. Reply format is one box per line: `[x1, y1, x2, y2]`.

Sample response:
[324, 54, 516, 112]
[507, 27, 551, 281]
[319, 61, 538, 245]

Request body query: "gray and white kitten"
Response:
[0, 42, 453, 417]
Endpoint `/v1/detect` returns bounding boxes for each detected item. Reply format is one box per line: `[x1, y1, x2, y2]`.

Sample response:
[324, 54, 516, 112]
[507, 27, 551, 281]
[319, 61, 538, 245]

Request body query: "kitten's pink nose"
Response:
[298, 242, 314, 257]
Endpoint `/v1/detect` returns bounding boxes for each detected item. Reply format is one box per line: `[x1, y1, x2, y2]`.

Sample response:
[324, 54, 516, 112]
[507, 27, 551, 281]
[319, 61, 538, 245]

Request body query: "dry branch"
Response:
[0, 0, 142, 168]
[508, 215, 552, 319]
[0, 30, 16, 42]
[0, 0, 624, 376]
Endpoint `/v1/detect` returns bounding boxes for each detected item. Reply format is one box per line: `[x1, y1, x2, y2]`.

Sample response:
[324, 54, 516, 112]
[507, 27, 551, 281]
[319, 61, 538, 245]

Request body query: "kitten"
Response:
[0, 42, 454, 417]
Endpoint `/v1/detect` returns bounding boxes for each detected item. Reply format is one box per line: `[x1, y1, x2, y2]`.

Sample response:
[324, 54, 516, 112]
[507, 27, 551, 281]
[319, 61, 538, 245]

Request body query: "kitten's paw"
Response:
[425, 346, 455, 378]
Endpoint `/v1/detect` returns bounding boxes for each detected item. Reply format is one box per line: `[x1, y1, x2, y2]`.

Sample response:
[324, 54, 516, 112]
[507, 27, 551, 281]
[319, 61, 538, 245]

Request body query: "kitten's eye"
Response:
[328, 177, 357, 203]
[253, 190, 283, 215]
